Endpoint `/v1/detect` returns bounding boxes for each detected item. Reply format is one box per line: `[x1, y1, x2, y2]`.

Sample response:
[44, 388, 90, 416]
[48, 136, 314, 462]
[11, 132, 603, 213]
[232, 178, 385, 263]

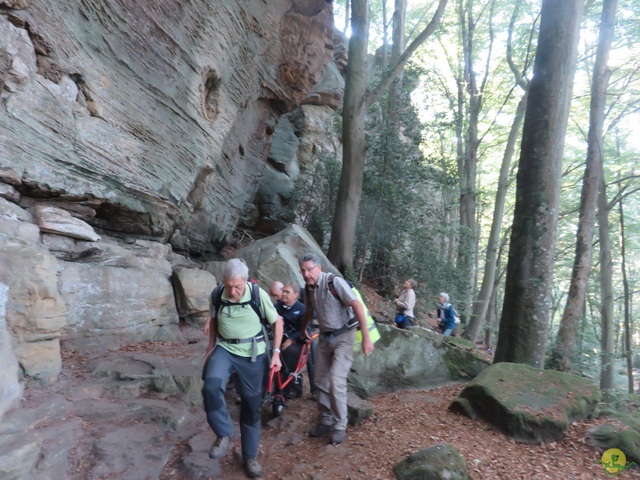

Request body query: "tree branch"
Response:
[363, 0, 449, 110]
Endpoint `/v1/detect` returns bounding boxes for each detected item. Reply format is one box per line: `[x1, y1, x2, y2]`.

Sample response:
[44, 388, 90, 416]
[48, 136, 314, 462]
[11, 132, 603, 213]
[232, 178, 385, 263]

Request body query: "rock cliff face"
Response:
[0, 0, 333, 252]
[0, 0, 343, 418]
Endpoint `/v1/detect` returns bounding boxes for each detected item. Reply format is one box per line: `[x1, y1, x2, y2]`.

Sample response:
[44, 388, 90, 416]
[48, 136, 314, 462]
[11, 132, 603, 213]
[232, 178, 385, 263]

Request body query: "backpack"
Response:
[210, 281, 267, 326]
[326, 274, 381, 349]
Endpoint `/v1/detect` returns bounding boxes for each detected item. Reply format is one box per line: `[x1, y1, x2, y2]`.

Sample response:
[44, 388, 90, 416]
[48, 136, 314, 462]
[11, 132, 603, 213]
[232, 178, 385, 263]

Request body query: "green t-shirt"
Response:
[214, 283, 278, 357]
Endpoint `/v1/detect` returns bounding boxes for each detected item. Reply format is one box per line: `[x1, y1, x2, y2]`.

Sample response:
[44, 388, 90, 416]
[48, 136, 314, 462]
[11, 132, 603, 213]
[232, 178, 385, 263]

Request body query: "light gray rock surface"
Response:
[0, 0, 334, 254]
[0, 238, 66, 384]
[33, 205, 101, 242]
[172, 267, 216, 327]
[236, 223, 338, 287]
[0, 283, 22, 418]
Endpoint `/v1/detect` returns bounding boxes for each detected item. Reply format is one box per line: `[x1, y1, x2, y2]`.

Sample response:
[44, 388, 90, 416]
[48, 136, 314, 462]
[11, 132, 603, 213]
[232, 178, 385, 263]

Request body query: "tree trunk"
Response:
[328, 0, 369, 273]
[457, 0, 493, 319]
[493, 0, 584, 368]
[598, 175, 615, 394]
[464, 91, 527, 342]
[617, 193, 633, 393]
[548, 0, 617, 372]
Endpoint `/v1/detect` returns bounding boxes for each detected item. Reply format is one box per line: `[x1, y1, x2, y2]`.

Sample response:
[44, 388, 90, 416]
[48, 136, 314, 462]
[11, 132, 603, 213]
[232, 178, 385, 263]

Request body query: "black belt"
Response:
[320, 319, 358, 339]
[219, 333, 265, 344]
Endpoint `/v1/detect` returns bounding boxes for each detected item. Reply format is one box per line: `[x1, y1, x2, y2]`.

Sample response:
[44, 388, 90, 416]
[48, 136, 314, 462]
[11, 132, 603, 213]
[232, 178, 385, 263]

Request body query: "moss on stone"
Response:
[442, 344, 491, 380]
[393, 443, 468, 480]
[453, 363, 600, 442]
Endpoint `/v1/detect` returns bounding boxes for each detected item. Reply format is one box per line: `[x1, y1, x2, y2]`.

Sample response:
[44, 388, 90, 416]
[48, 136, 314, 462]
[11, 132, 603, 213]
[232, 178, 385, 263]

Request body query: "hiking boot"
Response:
[243, 457, 262, 478]
[308, 423, 333, 437]
[208, 435, 233, 459]
[330, 429, 346, 445]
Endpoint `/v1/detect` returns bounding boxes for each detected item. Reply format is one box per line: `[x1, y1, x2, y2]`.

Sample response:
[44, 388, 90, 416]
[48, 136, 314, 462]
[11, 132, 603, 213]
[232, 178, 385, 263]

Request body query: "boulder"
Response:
[0, 283, 22, 418]
[349, 325, 491, 397]
[586, 407, 640, 465]
[0, 238, 67, 384]
[393, 443, 469, 480]
[172, 267, 216, 326]
[449, 362, 601, 443]
[236, 223, 336, 286]
[55, 237, 181, 351]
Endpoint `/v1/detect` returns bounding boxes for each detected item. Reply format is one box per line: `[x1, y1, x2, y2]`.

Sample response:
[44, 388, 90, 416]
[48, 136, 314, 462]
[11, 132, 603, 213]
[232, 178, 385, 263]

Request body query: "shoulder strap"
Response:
[327, 273, 337, 298]
[249, 282, 267, 325]
[211, 283, 224, 319]
[327, 273, 354, 299]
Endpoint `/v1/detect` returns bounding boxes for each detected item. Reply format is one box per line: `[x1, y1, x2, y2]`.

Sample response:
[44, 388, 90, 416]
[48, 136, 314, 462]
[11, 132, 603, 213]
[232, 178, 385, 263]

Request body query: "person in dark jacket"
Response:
[437, 292, 457, 336]
[274, 280, 317, 398]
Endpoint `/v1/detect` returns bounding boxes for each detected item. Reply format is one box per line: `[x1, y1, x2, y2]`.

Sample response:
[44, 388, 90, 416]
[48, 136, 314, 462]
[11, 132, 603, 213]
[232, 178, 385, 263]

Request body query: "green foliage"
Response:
[292, 150, 343, 250]
[353, 78, 462, 303]
[309, 0, 640, 378]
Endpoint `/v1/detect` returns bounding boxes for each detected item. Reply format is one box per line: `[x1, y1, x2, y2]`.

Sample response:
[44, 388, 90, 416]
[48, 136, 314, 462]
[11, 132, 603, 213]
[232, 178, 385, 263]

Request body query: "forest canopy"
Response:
[300, 0, 640, 391]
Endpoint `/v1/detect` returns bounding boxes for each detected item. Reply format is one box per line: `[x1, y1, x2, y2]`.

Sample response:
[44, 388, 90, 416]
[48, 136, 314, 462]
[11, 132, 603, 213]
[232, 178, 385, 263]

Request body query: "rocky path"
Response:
[0, 324, 618, 479]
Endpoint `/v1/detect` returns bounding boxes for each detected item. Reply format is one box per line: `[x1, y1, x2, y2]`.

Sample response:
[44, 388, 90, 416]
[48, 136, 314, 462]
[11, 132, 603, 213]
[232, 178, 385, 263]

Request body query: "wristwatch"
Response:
[274, 348, 281, 353]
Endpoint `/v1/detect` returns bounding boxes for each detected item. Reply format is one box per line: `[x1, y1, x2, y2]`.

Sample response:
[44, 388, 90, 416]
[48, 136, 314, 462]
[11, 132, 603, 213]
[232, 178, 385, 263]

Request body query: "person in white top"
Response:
[394, 278, 417, 329]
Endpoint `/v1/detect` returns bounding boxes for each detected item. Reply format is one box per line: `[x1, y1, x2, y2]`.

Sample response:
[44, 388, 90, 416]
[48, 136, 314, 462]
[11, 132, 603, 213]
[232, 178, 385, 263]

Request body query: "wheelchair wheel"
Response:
[272, 395, 286, 417]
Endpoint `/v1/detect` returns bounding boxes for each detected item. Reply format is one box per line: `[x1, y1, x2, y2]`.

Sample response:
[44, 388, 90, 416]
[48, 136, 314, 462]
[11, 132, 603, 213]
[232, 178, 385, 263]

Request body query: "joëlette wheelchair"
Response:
[263, 333, 317, 417]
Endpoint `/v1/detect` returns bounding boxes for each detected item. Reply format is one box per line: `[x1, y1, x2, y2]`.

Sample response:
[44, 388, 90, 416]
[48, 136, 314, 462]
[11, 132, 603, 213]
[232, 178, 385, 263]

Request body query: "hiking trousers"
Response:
[314, 328, 356, 431]
[202, 346, 266, 458]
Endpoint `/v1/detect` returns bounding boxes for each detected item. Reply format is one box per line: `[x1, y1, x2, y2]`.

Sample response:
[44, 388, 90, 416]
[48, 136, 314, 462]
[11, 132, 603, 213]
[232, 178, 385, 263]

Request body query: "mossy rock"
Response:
[443, 336, 475, 349]
[587, 421, 640, 464]
[449, 362, 600, 443]
[393, 443, 468, 480]
[349, 325, 491, 397]
[443, 345, 488, 380]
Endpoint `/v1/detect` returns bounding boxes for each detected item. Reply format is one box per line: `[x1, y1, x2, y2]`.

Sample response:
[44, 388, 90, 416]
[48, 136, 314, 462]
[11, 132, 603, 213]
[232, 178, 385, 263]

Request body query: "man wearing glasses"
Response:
[298, 252, 374, 445]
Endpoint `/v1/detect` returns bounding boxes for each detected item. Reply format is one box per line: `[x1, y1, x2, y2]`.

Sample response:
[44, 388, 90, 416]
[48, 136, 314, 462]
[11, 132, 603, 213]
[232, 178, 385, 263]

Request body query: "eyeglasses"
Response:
[300, 264, 319, 274]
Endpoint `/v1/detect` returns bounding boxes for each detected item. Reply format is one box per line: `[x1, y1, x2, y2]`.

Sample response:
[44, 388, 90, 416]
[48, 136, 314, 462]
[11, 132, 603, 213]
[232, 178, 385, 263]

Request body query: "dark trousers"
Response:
[202, 346, 265, 458]
[398, 315, 414, 329]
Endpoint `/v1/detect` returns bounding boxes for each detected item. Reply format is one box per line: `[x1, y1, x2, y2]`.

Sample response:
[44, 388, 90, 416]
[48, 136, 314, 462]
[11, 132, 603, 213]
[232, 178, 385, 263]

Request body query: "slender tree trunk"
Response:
[464, 92, 527, 341]
[328, 0, 369, 273]
[457, 0, 494, 319]
[549, 0, 617, 372]
[617, 194, 633, 393]
[484, 247, 505, 350]
[494, 0, 584, 368]
[598, 175, 615, 394]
